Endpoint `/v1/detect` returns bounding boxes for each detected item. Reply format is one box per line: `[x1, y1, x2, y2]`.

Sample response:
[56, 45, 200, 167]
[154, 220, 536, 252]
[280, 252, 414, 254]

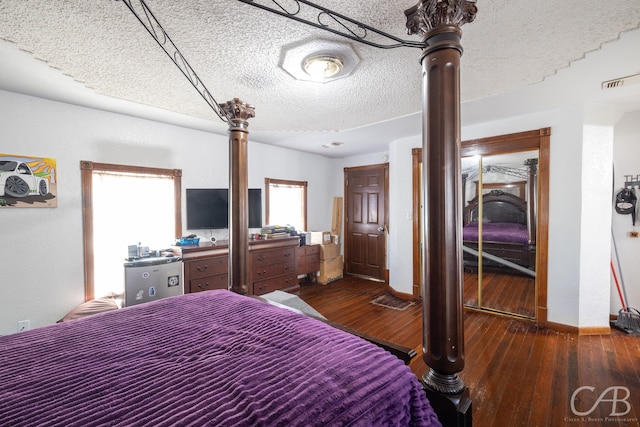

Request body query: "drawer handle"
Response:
[196, 265, 209, 272]
[257, 256, 267, 262]
[198, 282, 209, 289]
[283, 253, 291, 257]
[258, 269, 267, 276]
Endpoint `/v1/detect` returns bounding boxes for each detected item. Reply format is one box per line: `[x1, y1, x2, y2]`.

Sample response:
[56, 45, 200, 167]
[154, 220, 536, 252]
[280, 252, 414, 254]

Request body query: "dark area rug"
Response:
[371, 293, 415, 311]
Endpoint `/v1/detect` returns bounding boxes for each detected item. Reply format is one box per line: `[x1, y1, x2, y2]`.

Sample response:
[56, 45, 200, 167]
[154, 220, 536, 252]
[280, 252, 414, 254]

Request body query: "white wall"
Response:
[249, 143, 337, 233]
[578, 124, 614, 328]
[3, 87, 637, 334]
[384, 104, 618, 328]
[461, 106, 610, 328]
[0, 90, 340, 335]
[387, 137, 419, 295]
[352, 104, 635, 328]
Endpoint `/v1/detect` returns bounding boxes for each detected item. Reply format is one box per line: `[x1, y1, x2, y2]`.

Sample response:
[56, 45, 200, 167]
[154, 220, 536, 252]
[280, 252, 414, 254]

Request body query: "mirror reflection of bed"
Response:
[461, 151, 538, 318]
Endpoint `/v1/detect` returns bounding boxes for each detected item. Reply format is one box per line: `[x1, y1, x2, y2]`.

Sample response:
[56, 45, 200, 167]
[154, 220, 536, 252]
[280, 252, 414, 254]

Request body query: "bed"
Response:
[0, 290, 440, 426]
[461, 156, 538, 274]
[462, 189, 535, 271]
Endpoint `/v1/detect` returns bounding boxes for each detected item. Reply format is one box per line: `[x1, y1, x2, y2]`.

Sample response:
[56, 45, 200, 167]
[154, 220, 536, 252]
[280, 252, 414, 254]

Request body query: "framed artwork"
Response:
[0, 153, 57, 208]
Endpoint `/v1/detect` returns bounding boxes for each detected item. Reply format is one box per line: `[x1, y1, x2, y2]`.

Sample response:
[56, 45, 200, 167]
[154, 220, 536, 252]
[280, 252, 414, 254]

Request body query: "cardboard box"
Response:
[311, 231, 331, 245]
[318, 255, 343, 284]
[319, 243, 340, 260]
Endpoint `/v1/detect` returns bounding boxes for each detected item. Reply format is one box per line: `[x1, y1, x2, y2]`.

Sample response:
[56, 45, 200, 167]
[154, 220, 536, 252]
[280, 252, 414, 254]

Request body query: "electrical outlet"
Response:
[18, 320, 30, 332]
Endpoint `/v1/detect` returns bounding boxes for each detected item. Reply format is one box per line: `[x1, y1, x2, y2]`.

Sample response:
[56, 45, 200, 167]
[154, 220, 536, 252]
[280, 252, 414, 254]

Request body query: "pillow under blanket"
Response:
[57, 297, 119, 322]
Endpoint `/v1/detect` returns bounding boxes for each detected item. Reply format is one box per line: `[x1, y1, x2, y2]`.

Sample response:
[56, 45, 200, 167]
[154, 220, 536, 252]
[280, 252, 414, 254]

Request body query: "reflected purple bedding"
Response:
[463, 221, 530, 247]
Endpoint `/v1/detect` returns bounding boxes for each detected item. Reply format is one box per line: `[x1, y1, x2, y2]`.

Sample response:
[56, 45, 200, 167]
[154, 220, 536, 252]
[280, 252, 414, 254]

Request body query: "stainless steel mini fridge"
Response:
[123, 256, 183, 307]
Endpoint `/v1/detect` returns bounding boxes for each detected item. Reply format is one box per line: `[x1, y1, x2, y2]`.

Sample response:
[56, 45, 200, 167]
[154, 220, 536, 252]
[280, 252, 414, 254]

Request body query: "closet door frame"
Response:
[412, 128, 550, 324]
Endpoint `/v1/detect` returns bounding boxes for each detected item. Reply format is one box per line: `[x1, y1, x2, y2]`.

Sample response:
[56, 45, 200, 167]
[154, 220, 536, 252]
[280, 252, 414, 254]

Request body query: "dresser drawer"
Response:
[297, 256, 308, 273]
[188, 256, 228, 279]
[252, 262, 295, 281]
[305, 245, 320, 256]
[296, 244, 320, 275]
[307, 257, 320, 272]
[252, 247, 295, 267]
[252, 273, 298, 296]
[296, 245, 306, 261]
[190, 274, 228, 293]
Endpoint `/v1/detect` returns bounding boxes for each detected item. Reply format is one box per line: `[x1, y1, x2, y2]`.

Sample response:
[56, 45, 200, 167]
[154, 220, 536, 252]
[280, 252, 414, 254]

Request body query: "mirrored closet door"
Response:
[461, 150, 538, 318]
[412, 128, 550, 322]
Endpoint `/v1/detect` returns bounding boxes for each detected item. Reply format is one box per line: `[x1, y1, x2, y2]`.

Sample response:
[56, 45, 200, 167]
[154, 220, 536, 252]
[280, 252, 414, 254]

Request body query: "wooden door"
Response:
[344, 164, 388, 281]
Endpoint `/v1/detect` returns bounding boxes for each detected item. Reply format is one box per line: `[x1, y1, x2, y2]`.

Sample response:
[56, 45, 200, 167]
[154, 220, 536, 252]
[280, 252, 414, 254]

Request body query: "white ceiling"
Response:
[1, 1, 639, 158]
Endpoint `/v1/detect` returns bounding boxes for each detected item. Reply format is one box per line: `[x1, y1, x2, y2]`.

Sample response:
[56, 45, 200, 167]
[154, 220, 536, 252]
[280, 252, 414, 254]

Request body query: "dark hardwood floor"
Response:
[464, 269, 536, 318]
[297, 276, 640, 427]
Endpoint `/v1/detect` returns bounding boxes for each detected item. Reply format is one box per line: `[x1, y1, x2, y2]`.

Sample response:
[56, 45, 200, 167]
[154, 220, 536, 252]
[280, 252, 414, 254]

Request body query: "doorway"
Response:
[344, 164, 389, 282]
[412, 128, 550, 323]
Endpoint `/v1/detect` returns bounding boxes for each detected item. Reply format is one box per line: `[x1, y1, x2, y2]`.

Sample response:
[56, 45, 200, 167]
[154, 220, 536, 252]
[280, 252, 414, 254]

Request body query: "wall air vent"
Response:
[601, 73, 640, 89]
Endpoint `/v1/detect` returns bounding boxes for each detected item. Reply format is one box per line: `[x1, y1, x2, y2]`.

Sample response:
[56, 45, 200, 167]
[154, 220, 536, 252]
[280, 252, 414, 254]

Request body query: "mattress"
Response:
[0, 290, 440, 426]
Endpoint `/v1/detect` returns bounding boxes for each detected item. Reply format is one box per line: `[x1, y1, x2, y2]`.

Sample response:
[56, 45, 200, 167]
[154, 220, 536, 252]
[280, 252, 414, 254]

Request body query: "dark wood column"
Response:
[405, 1, 476, 425]
[219, 98, 255, 295]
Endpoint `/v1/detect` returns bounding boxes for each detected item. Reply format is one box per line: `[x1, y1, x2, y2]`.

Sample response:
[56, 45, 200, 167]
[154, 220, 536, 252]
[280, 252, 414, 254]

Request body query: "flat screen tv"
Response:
[186, 188, 262, 229]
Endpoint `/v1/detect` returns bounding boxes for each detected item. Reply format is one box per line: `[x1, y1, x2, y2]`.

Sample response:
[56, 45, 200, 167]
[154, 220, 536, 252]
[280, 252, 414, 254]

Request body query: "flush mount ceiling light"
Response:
[280, 39, 359, 83]
[303, 55, 344, 79]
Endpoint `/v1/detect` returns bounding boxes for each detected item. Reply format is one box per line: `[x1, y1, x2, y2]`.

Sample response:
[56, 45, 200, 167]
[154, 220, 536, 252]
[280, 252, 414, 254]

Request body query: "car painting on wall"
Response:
[0, 153, 57, 208]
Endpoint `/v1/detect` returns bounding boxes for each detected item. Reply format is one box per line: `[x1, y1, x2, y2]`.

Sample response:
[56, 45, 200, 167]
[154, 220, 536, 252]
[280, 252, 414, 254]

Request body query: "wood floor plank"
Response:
[297, 276, 640, 426]
[621, 332, 640, 422]
[507, 324, 549, 426]
[463, 270, 536, 317]
[492, 322, 534, 421]
[550, 333, 574, 425]
[598, 331, 639, 422]
[463, 315, 511, 412]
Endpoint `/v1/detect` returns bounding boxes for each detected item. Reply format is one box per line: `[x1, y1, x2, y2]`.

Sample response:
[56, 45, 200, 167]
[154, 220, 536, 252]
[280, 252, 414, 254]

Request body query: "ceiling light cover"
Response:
[280, 39, 360, 83]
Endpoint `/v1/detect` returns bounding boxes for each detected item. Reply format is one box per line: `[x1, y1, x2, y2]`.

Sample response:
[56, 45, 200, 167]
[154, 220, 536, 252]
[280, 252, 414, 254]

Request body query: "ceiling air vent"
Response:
[602, 73, 640, 89]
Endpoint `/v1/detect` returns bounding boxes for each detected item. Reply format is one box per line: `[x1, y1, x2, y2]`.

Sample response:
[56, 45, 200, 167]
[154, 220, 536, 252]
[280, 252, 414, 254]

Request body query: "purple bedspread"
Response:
[463, 221, 529, 246]
[0, 290, 440, 426]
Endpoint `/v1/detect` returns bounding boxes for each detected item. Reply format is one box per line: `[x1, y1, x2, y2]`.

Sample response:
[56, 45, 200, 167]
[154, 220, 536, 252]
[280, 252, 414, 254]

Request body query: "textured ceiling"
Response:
[0, 1, 639, 158]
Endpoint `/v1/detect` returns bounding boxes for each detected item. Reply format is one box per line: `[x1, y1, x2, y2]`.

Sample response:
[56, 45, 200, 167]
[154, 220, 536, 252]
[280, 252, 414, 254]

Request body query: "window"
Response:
[81, 161, 181, 301]
[265, 178, 307, 231]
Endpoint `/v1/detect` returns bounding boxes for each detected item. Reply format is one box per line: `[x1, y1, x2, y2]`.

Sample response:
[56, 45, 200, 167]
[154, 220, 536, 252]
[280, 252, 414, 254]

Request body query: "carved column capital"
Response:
[219, 98, 256, 129]
[524, 158, 539, 171]
[405, 0, 477, 38]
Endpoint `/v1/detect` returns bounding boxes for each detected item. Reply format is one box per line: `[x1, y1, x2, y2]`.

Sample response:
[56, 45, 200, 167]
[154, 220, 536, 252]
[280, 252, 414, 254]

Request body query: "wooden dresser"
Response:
[296, 244, 320, 283]
[249, 238, 299, 295]
[173, 237, 301, 296]
[173, 243, 229, 294]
